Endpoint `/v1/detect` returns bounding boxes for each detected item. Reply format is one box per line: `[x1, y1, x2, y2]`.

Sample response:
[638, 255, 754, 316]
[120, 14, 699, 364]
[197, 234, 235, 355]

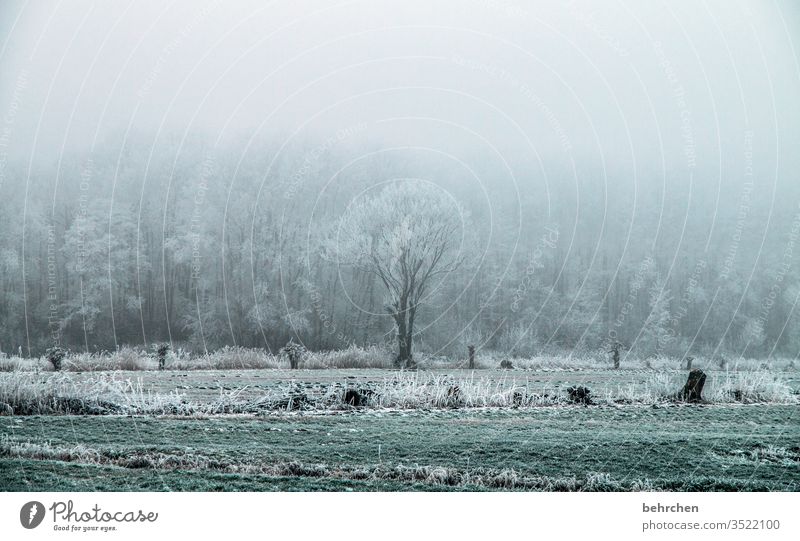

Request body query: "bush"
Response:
[46, 347, 66, 371]
[566, 386, 592, 405]
[156, 343, 170, 370]
[279, 340, 306, 369]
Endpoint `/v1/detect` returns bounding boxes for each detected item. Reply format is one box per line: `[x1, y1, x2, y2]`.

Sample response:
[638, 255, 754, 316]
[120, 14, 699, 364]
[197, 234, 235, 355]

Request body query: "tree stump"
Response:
[679, 369, 706, 402]
[685, 356, 693, 370]
[468, 345, 475, 370]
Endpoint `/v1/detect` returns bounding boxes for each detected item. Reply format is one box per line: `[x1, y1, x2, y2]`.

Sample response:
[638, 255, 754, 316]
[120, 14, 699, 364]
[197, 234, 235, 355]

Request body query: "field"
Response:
[1, 363, 799, 492]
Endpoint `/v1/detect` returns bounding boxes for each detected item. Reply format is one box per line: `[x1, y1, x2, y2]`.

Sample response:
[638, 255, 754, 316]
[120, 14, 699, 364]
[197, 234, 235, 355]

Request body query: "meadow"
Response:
[1, 348, 798, 492]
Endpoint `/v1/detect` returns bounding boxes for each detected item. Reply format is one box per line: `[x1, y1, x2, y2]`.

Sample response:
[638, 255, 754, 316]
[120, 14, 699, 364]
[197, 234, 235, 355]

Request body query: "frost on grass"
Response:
[710, 445, 800, 467]
[5, 438, 781, 491]
[0, 438, 656, 491]
[605, 371, 798, 405]
[707, 372, 797, 404]
[4, 348, 800, 373]
[0, 369, 796, 416]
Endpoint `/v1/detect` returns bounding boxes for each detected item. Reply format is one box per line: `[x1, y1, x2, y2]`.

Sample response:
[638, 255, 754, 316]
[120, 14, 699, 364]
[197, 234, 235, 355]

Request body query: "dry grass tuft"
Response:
[302, 345, 394, 369]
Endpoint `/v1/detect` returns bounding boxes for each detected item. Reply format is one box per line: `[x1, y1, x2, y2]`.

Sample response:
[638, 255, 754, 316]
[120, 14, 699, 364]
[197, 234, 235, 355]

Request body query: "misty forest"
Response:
[1, 2, 799, 368]
[1, 124, 799, 364]
[1, 0, 800, 494]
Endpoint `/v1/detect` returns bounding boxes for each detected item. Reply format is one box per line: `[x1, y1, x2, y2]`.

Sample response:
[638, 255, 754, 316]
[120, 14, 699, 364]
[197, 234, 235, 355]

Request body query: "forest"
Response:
[1, 132, 798, 362]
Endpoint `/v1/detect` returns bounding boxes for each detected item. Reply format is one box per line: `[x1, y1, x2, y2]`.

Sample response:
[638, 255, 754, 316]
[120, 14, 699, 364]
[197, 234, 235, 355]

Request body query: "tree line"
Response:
[1, 134, 798, 361]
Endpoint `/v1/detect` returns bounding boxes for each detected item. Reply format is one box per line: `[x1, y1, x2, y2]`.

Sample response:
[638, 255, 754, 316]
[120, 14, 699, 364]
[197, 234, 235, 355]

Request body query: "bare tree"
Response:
[332, 181, 465, 367]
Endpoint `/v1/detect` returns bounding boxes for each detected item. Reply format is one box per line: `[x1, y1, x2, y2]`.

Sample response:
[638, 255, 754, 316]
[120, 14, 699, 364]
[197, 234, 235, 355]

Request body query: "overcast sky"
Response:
[0, 0, 798, 194]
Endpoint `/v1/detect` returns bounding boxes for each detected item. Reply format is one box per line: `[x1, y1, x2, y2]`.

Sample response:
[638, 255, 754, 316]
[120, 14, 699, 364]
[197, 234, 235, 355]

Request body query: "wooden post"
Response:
[468, 345, 475, 369]
[612, 343, 620, 369]
[685, 356, 693, 370]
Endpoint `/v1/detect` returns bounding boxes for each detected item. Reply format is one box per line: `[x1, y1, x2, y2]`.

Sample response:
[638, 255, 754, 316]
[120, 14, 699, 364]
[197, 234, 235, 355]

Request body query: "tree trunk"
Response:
[395, 312, 408, 367]
[468, 345, 475, 369]
[395, 318, 413, 367]
[394, 305, 414, 368]
[406, 305, 416, 368]
[679, 369, 706, 402]
[397, 332, 412, 366]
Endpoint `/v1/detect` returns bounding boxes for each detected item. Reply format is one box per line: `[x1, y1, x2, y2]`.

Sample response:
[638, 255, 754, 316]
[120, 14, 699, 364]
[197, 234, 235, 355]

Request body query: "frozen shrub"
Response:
[566, 386, 592, 405]
[155, 343, 170, 370]
[280, 340, 306, 369]
[46, 347, 66, 371]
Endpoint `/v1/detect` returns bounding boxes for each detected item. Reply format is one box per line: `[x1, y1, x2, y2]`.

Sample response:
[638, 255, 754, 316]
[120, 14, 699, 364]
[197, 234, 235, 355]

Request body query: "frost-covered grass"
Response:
[3, 346, 798, 373]
[0, 372, 176, 415]
[4, 345, 396, 372]
[0, 437, 657, 491]
[362, 371, 798, 408]
[0, 358, 21, 372]
[2, 356, 796, 493]
[1, 371, 550, 415]
[476, 352, 799, 372]
[174, 346, 281, 370]
[1, 367, 796, 416]
[65, 348, 150, 371]
[706, 371, 797, 403]
[0, 372, 106, 415]
[366, 373, 561, 408]
[298, 345, 395, 369]
[603, 371, 798, 405]
[716, 445, 800, 467]
[2, 406, 797, 491]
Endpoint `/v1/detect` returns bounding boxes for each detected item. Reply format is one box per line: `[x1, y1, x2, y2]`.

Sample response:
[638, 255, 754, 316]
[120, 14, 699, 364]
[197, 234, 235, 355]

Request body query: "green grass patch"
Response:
[2, 405, 797, 491]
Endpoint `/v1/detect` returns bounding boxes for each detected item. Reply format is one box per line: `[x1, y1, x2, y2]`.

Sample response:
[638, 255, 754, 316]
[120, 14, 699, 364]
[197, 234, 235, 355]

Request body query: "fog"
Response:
[1, 0, 799, 360]
[3, 1, 799, 164]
